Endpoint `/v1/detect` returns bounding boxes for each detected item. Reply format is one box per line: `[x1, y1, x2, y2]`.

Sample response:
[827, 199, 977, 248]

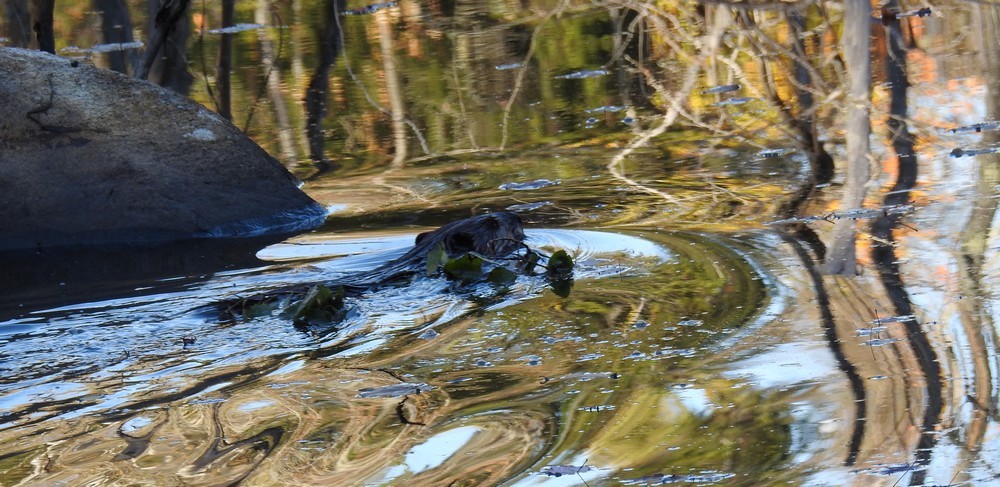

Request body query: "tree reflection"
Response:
[870, 2, 942, 483]
[304, 0, 344, 170]
[94, 0, 137, 74]
[7, 0, 1000, 484]
[953, 2, 1000, 483]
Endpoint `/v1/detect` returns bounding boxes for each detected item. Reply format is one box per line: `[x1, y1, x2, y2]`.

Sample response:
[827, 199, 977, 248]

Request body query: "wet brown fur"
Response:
[216, 212, 526, 317]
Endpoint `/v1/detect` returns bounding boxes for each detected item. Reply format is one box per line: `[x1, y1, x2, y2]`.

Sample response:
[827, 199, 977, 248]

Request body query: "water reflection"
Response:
[4, 0, 1000, 485]
[0, 228, 777, 484]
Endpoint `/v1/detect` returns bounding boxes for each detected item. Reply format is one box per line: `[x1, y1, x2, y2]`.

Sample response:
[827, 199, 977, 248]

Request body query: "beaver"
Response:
[346, 211, 526, 287]
[217, 211, 528, 321]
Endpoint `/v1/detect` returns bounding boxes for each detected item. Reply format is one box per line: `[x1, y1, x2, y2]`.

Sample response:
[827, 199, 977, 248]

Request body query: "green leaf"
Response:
[290, 285, 327, 321]
[288, 285, 346, 324]
[487, 266, 517, 286]
[443, 253, 484, 282]
[244, 301, 277, 318]
[331, 285, 345, 310]
[547, 249, 574, 277]
[426, 242, 448, 276]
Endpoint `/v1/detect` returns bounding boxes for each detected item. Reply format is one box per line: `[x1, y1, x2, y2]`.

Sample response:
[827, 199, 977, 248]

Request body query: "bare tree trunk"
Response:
[94, 0, 137, 74]
[3, 0, 32, 47]
[29, 0, 54, 53]
[375, 8, 407, 169]
[826, 0, 871, 275]
[216, 0, 234, 120]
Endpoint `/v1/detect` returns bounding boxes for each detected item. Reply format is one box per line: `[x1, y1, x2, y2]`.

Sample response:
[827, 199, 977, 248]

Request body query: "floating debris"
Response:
[765, 205, 915, 226]
[835, 208, 887, 220]
[495, 62, 524, 71]
[878, 7, 932, 23]
[711, 97, 754, 107]
[357, 382, 433, 398]
[855, 326, 887, 337]
[506, 201, 551, 212]
[561, 371, 619, 381]
[417, 328, 439, 340]
[851, 462, 926, 476]
[555, 69, 609, 80]
[519, 355, 543, 366]
[872, 314, 916, 325]
[577, 353, 604, 362]
[206, 23, 265, 34]
[585, 105, 627, 114]
[623, 471, 736, 485]
[499, 179, 559, 191]
[764, 215, 827, 226]
[754, 148, 793, 159]
[896, 7, 932, 18]
[578, 404, 616, 412]
[60, 41, 144, 54]
[950, 121, 1000, 134]
[701, 83, 740, 94]
[862, 338, 901, 347]
[540, 465, 594, 477]
[584, 117, 600, 128]
[950, 146, 1000, 157]
[677, 319, 703, 327]
[343, 1, 397, 15]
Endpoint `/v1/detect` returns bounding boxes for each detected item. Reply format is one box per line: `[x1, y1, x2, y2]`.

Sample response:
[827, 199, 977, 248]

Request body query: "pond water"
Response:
[3, 1, 1000, 485]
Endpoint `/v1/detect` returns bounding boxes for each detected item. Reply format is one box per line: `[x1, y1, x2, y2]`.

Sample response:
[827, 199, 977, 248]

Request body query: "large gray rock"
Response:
[0, 47, 326, 251]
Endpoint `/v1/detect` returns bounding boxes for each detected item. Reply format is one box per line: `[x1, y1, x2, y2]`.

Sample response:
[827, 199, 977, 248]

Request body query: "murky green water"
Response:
[4, 1, 1000, 485]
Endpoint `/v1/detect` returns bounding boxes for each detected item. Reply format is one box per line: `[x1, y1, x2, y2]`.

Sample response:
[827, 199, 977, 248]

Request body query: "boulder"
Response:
[0, 47, 326, 251]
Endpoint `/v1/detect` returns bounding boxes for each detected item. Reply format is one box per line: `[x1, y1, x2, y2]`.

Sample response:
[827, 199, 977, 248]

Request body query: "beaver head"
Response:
[414, 211, 525, 259]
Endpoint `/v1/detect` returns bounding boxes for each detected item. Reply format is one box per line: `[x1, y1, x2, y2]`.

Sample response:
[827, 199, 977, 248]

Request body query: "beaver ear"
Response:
[483, 215, 500, 230]
[415, 231, 431, 245]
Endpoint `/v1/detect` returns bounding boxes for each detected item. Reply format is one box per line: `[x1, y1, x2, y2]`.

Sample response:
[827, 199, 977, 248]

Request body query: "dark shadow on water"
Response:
[871, 4, 941, 483]
[0, 235, 289, 321]
[781, 234, 864, 466]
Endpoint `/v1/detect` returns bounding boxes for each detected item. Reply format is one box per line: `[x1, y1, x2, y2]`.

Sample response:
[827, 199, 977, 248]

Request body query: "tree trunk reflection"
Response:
[94, 0, 137, 74]
[826, 0, 871, 275]
[304, 0, 345, 170]
[954, 4, 1000, 483]
[870, 2, 941, 483]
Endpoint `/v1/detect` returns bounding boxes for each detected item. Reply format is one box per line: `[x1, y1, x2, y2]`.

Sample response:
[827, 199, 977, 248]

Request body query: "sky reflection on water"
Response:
[3, 0, 1000, 485]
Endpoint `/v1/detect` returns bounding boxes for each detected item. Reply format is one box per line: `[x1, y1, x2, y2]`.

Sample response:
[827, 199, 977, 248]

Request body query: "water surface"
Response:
[3, 2, 1000, 485]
